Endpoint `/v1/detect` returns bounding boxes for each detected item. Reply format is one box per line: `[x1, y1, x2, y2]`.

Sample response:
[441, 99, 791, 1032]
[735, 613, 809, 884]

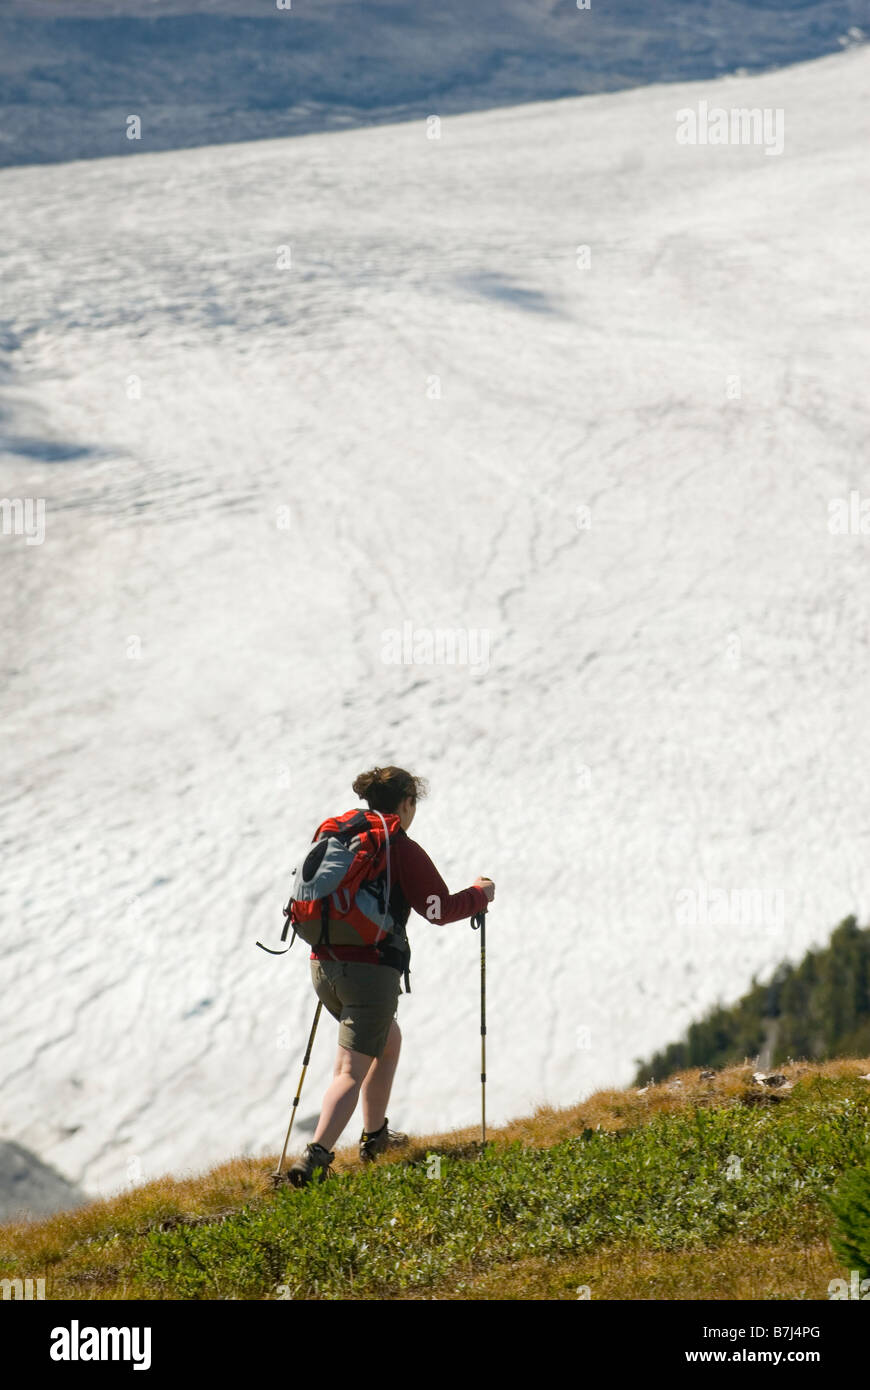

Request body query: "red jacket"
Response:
[310, 830, 487, 964]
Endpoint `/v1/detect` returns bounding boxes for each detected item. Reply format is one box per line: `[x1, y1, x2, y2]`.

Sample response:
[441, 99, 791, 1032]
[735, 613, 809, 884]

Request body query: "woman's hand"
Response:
[474, 876, 495, 902]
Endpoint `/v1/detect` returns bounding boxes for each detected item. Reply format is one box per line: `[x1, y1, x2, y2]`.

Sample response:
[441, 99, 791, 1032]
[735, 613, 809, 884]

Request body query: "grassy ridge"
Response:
[2, 1059, 869, 1301]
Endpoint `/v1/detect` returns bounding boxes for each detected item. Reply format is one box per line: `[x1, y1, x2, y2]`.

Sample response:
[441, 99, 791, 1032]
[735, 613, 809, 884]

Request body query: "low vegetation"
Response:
[2, 1058, 869, 1300]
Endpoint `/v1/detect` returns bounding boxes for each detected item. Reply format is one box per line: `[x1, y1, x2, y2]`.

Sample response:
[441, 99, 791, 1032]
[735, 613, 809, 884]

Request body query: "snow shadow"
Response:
[456, 272, 559, 316]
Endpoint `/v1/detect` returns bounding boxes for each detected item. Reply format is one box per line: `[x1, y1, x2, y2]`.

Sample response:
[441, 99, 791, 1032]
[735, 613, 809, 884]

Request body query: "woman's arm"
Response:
[393, 834, 490, 924]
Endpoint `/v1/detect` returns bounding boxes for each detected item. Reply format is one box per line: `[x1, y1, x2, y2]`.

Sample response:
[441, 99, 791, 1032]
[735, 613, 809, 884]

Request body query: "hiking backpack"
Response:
[261, 808, 411, 989]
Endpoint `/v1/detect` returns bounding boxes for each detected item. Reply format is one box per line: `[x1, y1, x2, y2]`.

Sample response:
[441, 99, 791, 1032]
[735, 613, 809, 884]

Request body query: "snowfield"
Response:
[1, 45, 869, 1204]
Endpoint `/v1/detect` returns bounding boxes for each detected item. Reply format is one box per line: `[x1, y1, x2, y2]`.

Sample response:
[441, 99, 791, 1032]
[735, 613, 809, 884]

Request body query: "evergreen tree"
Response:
[633, 916, 870, 1084]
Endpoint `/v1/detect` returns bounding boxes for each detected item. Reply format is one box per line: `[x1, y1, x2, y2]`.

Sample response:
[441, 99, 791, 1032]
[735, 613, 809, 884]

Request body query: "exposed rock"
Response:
[0, 1140, 88, 1224]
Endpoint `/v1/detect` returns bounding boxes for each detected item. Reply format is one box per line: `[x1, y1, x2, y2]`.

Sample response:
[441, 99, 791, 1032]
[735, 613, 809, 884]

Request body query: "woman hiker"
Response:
[287, 765, 495, 1187]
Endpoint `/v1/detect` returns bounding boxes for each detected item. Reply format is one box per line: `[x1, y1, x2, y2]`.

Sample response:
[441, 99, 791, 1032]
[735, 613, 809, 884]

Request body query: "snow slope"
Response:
[1, 46, 870, 1203]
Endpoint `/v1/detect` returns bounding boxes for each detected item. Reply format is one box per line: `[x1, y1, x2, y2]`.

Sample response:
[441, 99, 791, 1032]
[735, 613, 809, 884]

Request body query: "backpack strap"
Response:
[255, 898, 297, 955]
[370, 809, 411, 991]
[377, 941, 411, 993]
[283, 901, 297, 945]
[318, 897, 331, 950]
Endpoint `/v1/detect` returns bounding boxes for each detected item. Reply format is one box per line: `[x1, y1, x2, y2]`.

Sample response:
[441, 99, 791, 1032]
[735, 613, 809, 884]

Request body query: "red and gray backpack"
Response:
[258, 808, 411, 990]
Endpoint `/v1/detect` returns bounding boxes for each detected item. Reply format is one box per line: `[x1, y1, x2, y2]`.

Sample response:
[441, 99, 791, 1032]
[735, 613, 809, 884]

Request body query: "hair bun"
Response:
[352, 766, 428, 814]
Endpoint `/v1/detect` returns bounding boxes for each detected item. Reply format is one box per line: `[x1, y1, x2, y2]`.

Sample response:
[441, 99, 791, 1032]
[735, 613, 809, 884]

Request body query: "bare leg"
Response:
[360, 1020, 402, 1133]
[312, 1045, 373, 1151]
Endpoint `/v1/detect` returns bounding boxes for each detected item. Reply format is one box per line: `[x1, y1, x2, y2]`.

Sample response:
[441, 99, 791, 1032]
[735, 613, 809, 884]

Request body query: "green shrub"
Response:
[829, 1157, 870, 1280]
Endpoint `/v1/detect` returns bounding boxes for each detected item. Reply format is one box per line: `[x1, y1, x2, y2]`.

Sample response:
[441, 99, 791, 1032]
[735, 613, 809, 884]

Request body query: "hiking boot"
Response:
[359, 1118, 408, 1164]
[287, 1142, 335, 1188]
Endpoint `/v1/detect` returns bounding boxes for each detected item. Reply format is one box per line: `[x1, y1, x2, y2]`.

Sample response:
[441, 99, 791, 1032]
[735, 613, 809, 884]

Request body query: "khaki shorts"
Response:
[310, 959, 400, 1059]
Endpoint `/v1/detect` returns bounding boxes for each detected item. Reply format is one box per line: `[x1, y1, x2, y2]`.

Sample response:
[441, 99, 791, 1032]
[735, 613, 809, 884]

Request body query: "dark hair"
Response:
[352, 765, 428, 814]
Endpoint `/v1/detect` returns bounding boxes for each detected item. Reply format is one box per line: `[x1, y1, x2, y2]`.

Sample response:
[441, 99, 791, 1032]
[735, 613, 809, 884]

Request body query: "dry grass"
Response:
[405, 1239, 840, 1301]
[342, 1054, 870, 1169]
[2, 1055, 868, 1300]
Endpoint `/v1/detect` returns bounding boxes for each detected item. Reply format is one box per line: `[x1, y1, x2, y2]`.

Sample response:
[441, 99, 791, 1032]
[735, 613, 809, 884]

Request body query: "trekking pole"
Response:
[471, 908, 487, 1148]
[272, 999, 322, 1187]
